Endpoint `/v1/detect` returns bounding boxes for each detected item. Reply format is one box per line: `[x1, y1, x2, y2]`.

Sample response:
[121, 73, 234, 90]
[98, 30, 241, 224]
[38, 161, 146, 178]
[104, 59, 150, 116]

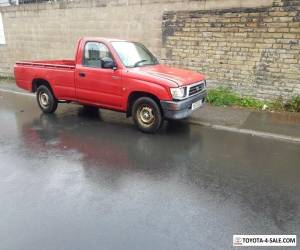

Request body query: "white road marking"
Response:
[0, 88, 35, 97]
[189, 120, 300, 144]
[1, 87, 299, 143]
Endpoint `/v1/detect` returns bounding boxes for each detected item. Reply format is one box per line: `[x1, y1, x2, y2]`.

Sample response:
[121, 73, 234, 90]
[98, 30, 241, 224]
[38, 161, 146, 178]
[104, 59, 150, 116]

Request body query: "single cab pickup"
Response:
[14, 37, 207, 133]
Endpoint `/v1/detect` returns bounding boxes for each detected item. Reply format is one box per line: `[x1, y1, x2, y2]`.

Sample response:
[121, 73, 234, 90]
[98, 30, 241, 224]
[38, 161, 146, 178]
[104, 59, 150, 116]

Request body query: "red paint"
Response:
[14, 37, 205, 112]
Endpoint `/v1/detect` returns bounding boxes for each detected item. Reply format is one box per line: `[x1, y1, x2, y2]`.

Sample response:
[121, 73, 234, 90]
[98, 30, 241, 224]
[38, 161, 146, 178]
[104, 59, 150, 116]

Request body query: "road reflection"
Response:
[20, 107, 201, 175]
[18, 107, 300, 232]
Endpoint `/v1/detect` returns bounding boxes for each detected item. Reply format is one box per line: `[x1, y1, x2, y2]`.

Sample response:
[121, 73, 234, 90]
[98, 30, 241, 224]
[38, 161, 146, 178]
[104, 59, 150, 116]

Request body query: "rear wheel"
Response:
[36, 85, 58, 113]
[132, 97, 163, 133]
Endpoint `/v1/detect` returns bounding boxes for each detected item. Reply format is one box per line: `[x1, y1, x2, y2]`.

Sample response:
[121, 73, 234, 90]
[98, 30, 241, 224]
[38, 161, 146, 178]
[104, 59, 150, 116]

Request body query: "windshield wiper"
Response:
[133, 59, 148, 67]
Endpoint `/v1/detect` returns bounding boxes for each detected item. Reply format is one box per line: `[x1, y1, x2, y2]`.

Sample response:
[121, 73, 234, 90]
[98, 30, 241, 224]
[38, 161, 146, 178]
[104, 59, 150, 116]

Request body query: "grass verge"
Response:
[0, 75, 15, 82]
[207, 87, 300, 113]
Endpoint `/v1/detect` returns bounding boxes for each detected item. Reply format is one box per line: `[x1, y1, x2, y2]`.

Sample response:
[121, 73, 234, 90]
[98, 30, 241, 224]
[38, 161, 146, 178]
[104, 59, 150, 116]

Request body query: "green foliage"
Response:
[269, 97, 285, 111]
[283, 96, 300, 112]
[0, 75, 15, 82]
[207, 87, 300, 112]
[207, 87, 264, 109]
[267, 96, 300, 112]
[207, 87, 238, 106]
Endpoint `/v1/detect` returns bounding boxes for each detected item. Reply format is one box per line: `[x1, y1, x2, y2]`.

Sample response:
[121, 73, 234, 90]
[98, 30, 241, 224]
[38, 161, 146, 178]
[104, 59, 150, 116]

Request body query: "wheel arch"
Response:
[126, 91, 163, 117]
[32, 78, 54, 96]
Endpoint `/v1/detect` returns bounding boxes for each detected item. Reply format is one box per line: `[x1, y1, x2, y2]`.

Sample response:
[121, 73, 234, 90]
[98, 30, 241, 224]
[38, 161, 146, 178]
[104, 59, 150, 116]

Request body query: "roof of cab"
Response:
[81, 37, 128, 43]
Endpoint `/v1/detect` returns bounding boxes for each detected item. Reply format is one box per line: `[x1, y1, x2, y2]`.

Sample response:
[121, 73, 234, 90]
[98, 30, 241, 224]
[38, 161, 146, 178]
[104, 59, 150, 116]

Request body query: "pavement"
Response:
[0, 83, 299, 250]
[1, 81, 300, 143]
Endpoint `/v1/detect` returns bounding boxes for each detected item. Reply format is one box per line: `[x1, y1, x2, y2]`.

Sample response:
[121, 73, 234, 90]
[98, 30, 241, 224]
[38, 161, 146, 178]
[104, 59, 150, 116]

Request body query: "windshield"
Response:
[111, 41, 159, 68]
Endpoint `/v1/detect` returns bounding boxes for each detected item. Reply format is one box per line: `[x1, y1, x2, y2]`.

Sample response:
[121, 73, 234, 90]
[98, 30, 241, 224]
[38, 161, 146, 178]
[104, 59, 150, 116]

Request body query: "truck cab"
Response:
[14, 37, 207, 133]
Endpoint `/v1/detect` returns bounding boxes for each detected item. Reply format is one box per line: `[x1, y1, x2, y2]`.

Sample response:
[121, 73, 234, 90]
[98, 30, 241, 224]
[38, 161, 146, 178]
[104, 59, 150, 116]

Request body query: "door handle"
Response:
[79, 72, 86, 77]
[112, 76, 120, 80]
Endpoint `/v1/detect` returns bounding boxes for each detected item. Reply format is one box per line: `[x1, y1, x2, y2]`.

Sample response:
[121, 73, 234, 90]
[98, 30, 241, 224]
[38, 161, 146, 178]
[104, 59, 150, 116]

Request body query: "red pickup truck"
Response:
[14, 37, 207, 133]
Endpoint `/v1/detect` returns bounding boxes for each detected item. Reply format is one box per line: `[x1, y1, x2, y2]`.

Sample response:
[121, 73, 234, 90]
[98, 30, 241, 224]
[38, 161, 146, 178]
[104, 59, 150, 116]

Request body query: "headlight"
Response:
[170, 87, 186, 100]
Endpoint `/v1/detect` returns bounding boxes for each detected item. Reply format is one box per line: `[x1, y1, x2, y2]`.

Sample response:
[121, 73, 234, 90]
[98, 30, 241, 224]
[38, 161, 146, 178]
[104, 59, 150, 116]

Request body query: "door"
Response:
[75, 41, 123, 109]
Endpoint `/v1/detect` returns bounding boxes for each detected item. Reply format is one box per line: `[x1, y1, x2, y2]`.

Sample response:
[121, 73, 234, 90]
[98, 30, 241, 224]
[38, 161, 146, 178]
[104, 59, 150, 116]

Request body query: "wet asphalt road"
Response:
[0, 91, 299, 250]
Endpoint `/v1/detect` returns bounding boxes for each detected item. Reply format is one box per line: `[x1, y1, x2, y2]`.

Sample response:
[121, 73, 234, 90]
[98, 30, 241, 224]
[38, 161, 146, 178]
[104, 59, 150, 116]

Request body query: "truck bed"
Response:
[14, 59, 76, 100]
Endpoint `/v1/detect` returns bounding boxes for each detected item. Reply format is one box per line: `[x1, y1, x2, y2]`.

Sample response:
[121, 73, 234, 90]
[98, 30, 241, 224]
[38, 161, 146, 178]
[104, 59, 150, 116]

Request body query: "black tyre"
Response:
[36, 85, 58, 113]
[132, 97, 163, 133]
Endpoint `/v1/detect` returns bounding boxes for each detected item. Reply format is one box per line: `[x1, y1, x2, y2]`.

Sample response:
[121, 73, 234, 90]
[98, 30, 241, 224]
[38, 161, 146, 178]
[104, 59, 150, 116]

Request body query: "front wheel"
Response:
[36, 85, 58, 113]
[132, 97, 163, 133]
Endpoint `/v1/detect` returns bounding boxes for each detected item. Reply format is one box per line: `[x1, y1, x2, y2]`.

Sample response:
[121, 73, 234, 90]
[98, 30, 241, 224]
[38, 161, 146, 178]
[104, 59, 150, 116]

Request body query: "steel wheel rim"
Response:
[138, 105, 155, 126]
[39, 92, 49, 108]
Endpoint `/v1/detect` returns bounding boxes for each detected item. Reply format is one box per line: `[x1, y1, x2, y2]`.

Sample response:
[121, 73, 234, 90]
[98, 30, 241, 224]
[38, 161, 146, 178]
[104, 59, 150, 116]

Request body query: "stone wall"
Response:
[1, 0, 299, 99]
[162, 0, 300, 99]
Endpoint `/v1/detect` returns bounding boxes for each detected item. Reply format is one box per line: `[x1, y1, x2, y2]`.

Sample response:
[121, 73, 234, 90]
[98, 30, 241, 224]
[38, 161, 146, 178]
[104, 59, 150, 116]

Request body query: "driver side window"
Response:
[83, 42, 112, 68]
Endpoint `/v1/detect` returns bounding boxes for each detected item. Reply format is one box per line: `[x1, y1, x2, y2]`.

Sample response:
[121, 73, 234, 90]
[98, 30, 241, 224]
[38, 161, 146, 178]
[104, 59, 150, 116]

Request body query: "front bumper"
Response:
[160, 90, 207, 120]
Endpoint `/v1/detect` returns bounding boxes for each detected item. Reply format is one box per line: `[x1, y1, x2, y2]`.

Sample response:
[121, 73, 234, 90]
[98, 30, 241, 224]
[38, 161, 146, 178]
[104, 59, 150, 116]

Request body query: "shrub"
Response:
[207, 87, 300, 112]
[207, 87, 264, 109]
[284, 96, 300, 112]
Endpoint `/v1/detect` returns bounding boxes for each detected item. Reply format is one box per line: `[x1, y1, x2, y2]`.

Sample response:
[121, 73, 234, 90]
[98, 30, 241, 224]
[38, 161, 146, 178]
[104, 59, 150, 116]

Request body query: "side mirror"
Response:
[102, 57, 116, 69]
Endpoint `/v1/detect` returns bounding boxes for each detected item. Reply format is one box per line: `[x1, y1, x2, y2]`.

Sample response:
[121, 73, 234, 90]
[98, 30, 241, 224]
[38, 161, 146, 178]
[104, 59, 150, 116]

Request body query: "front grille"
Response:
[189, 83, 204, 96]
